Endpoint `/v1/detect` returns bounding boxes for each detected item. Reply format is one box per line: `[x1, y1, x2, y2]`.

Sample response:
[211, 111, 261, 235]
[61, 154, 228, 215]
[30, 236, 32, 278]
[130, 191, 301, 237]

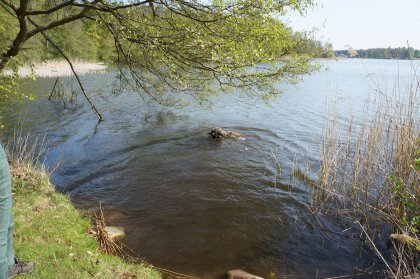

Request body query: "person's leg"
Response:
[0, 144, 14, 279]
[7, 215, 15, 268]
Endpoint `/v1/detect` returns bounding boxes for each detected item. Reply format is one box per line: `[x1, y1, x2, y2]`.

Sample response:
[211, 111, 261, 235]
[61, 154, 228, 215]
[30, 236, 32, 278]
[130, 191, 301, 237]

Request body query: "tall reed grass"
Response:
[4, 129, 47, 174]
[300, 66, 419, 278]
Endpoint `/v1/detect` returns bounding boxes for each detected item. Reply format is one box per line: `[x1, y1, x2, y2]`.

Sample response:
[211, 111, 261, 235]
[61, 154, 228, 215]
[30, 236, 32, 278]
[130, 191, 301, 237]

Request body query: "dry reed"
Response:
[88, 203, 127, 257]
[297, 64, 419, 278]
[5, 128, 46, 168]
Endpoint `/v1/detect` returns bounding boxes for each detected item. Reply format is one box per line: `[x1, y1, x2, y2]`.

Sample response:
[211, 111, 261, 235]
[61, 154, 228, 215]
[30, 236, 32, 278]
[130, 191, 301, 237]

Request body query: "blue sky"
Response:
[287, 0, 420, 50]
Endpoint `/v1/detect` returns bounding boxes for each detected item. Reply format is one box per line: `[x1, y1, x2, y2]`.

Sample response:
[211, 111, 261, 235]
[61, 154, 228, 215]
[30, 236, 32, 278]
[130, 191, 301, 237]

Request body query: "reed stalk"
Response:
[306, 67, 420, 278]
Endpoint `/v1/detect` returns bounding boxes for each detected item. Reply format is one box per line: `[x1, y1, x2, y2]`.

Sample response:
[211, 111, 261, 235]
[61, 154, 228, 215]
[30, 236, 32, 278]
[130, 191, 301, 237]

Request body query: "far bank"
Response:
[1, 60, 108, 78]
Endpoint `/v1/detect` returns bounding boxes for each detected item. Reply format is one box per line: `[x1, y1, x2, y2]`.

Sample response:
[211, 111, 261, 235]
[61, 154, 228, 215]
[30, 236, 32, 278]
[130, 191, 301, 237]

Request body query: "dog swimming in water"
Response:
[209, 127, 245, 139]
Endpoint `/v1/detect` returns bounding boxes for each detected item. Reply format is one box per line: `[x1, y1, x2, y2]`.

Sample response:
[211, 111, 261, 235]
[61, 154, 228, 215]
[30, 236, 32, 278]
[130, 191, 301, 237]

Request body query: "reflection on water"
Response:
[3, 59, 418, 278]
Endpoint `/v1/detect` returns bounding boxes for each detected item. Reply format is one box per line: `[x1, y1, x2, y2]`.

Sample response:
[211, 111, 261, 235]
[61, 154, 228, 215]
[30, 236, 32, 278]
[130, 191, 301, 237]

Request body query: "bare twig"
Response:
[48, 77, 60, 101]
[27, 18, 103, 121]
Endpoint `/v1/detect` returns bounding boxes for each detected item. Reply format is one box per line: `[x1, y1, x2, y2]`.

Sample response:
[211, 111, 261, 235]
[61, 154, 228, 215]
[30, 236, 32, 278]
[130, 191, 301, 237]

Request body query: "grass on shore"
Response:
[10, 161, 161, 279]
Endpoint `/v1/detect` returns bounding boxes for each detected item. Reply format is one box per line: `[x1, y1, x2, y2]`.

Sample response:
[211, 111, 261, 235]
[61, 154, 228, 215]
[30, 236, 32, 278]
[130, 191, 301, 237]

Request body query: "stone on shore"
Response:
[104, 226, 125, 240]
[227, 269, 264, 279]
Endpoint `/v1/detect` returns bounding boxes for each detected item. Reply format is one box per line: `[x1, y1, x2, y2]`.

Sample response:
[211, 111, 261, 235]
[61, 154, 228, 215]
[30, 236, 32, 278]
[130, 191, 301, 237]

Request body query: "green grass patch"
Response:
[11, 164, 161, 279]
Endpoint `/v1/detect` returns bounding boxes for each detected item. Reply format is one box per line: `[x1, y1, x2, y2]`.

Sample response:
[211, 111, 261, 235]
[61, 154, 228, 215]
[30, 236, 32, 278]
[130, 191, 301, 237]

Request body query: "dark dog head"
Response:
[209, 127, 226, 138]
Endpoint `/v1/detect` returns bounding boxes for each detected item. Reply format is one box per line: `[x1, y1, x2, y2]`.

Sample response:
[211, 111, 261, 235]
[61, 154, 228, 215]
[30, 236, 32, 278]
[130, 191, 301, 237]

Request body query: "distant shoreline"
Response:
[3, 58, 418, 79]
[314, 57, 413, 61]
[2, 60, 108, 78]
[323, 57, 420, 61]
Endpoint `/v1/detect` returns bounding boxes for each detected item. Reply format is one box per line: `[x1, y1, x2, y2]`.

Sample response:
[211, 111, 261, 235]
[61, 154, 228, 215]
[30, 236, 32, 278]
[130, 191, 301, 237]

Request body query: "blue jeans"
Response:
[0, 144, 14, 279]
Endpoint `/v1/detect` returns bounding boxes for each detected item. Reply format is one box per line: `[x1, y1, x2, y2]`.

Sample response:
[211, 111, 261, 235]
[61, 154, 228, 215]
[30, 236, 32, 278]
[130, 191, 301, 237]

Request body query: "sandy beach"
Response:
[2, 60, 108, 78]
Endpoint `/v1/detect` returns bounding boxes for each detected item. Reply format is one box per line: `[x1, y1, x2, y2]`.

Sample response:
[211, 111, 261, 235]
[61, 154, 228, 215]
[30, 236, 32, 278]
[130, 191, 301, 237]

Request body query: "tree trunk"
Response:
[0, 1, 30, 71]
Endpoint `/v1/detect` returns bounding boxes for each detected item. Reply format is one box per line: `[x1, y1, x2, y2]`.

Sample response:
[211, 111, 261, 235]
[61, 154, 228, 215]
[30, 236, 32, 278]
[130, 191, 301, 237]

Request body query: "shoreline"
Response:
[4, 58, 417, 79]
[2, 60, 108, 78]
[10, 158, 161, 278]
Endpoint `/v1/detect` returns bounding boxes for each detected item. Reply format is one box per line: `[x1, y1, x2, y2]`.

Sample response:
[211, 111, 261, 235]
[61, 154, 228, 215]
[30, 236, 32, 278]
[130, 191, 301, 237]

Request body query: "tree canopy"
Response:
[0, 0, 318, 120]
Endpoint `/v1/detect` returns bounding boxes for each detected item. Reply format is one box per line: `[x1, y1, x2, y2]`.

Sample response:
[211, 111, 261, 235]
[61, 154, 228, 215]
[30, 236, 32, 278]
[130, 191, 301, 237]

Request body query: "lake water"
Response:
[3, 59, 419, 278]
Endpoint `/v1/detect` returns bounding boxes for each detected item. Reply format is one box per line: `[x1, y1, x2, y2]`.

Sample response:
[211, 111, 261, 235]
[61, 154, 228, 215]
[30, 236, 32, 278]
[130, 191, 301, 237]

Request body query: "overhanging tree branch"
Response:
[26, 17, 104, 121]
[0, 0, 17, 13]
[0, 0, 29, 70]
[23, 1, 75, 15]
[26, 8, 91, 39]
[1, 0, 317, 112]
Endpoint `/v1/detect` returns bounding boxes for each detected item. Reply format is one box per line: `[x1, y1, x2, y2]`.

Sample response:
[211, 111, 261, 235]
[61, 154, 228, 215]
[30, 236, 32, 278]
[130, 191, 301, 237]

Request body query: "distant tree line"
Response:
[293, 32, 335, 58]
[335, 47, 420, 60]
